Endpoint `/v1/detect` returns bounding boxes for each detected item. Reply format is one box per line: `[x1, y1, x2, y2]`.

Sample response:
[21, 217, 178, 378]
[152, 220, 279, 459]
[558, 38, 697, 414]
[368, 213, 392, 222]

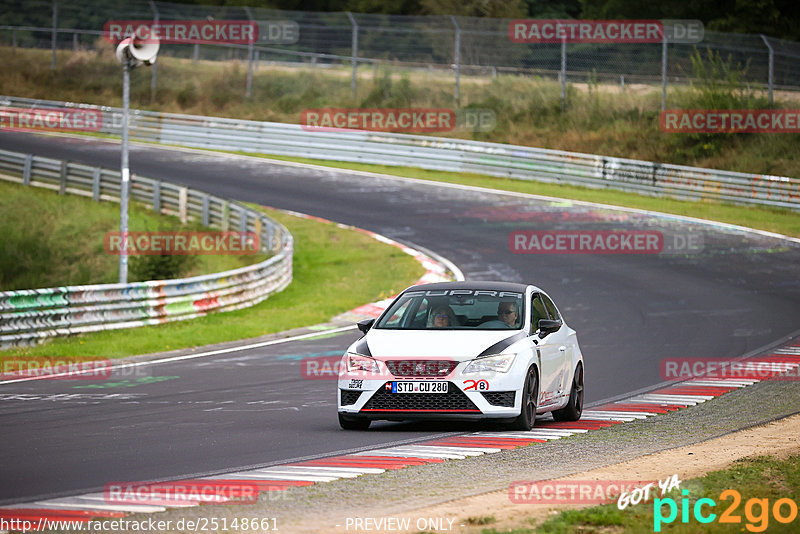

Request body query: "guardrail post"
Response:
[153, 180, 161, 213]
[760, 35, 774, 107]
[254, 217, 262, 247]
[222, 201, 230, 231]
[201, 194, 210, 226]
[92, 167, 101, 201]
[58, 160, 67, 195]
[178, 187, 188, 224]
[346, 12, 358, 98]
[450, 16, 461, 106]
[22, 154, 32, 185]
[193, 43, 199, 63]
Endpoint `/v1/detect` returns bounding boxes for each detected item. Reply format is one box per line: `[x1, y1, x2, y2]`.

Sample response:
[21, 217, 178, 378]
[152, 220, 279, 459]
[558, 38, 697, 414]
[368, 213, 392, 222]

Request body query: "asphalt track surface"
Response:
[1, 132, 799, 504]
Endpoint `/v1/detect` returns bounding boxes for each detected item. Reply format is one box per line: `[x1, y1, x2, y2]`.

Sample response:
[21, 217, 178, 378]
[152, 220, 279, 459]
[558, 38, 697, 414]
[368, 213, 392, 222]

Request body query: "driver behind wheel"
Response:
[497, 301, 520, 328]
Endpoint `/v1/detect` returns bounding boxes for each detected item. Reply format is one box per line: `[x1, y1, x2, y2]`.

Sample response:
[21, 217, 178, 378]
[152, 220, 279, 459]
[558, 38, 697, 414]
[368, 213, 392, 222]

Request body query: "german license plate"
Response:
[391, 381, 448, 394]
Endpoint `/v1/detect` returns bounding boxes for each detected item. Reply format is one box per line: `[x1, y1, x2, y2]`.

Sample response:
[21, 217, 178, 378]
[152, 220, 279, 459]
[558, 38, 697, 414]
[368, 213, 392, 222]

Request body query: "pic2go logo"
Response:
[654, 489, 799, 532]
[463, 379, 489, 391]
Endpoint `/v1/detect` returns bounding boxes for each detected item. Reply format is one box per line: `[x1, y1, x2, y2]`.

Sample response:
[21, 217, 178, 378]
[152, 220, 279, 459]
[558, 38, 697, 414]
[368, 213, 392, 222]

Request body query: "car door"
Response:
[531, 292, 562, 408]
[540, 292, 570, 402]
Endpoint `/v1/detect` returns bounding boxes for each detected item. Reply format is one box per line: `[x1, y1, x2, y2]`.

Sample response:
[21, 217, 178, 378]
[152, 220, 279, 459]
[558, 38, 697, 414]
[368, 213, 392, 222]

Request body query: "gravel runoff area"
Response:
[106, 365, 800, 534]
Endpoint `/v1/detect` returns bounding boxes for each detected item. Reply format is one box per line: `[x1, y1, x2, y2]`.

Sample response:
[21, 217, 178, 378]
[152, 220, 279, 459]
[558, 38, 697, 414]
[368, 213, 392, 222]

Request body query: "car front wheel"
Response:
[510, 366, 538, 431]
[338, 413, 371, 430]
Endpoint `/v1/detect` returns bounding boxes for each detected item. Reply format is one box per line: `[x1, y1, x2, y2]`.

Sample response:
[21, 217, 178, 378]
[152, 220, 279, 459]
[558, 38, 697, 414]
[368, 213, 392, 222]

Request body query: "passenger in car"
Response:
[428, 305, 458, 328]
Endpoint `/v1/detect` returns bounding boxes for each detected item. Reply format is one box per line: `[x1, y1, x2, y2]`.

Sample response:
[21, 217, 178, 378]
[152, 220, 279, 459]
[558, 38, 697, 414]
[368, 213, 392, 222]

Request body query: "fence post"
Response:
[22, 154, 33, 185]
[193, 43, 199, 63]
[149, 0, 159, 102]
[244, 6, 255, 98]
[560, 36, 566, 111]
[760, 35, 774, 107]
[51, 0, 58, 70]
[346, 12, 358, 98]
[450, 16, 461, 106]
[12, 28, 17, 49]
[661, 32, 668, 111]
[72, 32, 78, 51]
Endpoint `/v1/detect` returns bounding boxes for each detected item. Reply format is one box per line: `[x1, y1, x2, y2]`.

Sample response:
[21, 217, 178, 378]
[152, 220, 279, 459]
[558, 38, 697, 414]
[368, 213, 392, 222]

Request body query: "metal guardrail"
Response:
[2, 95, 797, 211]
[0, 147, 293, 349]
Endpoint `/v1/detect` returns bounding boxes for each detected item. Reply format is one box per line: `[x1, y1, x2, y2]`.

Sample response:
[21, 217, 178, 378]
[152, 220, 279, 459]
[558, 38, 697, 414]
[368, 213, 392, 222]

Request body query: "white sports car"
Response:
[337, 282, 584, 430]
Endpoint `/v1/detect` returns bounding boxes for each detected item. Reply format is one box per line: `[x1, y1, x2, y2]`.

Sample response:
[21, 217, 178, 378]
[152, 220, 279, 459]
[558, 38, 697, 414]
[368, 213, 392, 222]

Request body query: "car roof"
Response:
[404, 281, 533, 294]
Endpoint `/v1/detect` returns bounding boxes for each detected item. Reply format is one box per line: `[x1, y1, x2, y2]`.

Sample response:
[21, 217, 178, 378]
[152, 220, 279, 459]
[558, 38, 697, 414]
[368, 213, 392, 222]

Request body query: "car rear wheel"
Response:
[338, 413, 371, 430]
[509, 366, 538, 431]
[552, 364, 583, 422]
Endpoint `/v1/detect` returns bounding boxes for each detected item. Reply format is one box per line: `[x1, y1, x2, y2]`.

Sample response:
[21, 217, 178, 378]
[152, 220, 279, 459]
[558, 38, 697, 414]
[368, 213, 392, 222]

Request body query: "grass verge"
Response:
[0, 206, 424, 358]
[0, 179, 265, 290]
[246, 154, 800, 239]
[526, 453, 800, 533]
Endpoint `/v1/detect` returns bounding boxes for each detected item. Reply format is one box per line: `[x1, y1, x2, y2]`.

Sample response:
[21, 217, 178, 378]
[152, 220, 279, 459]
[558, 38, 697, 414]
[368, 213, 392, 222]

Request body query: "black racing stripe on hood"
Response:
[354, 337, 371, 357]
[477, 331, 527, 358]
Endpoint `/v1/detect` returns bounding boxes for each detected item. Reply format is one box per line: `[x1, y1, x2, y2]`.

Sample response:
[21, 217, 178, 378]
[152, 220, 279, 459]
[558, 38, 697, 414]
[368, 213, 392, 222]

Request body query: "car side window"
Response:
[541, 294, 561, 321]
[530, 293, 547, 330]
[383, 298, 412, 327]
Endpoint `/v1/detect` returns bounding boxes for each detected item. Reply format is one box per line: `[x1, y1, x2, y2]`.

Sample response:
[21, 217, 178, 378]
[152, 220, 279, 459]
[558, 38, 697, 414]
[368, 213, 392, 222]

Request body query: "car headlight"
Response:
[346, 352, 382, 375]
[463, 353, 516, 374]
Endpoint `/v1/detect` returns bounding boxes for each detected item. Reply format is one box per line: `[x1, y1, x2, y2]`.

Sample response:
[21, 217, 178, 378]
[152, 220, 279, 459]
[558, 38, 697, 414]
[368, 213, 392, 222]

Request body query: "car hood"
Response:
[363, 329, 524, 361]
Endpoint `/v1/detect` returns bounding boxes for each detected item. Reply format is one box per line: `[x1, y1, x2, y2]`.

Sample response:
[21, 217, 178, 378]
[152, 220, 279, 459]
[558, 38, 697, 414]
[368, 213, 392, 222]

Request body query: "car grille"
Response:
[482, 391, 516, 407]
[361, 382, 480, 412]
[385, 359, 458, 377]
[340, 390, 362, 406]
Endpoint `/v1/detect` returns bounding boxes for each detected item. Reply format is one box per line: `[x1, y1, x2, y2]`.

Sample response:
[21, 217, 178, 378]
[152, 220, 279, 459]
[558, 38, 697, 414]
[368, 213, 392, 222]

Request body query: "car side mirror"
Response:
[357, 318, 375, 335]
[538, 319, 562, 337]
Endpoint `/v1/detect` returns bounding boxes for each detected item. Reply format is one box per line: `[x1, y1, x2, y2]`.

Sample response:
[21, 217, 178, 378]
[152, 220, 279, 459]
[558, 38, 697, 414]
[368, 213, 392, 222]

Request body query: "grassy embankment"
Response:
[0, 179, 264, 290]
[0, 181, 423, 358]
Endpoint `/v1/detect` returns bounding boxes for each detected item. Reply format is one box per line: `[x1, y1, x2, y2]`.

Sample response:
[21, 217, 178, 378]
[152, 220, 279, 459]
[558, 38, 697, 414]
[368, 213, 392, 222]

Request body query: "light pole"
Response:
[115, 35, 159, 283]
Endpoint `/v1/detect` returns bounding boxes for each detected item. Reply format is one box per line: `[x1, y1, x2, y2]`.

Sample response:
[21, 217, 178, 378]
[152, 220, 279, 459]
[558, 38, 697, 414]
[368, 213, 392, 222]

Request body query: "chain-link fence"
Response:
[1, 0, 799, 108]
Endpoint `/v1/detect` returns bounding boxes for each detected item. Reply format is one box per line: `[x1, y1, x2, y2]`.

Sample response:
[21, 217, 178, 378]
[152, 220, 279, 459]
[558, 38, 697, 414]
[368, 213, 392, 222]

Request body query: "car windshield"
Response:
[376, 289, 525, 330]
